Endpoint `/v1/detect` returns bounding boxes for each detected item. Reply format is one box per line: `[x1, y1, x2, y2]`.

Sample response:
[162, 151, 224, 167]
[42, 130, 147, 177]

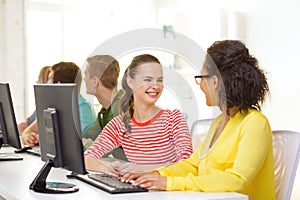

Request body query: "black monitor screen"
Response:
[31, 84, 86, 193]
[0, 83, 22, 149]
[34, 84, 86, 174]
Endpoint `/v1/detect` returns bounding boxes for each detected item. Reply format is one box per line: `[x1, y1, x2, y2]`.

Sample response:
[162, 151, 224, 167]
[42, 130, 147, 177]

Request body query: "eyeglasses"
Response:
[194, 75, 212, 85]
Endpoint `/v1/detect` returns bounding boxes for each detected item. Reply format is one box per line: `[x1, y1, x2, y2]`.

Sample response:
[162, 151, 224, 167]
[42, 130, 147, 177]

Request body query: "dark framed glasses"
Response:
[194, 75, 212, 84]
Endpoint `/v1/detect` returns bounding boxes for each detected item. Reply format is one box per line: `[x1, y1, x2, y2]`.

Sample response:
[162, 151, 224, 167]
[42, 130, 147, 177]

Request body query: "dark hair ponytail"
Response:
[120, 68, 135, 133]
[120, 54, 160, 133]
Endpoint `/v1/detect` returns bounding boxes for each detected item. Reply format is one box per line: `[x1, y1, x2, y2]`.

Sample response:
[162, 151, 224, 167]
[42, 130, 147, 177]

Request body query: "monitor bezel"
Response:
[34, 83, 86, 174]
[0, 83, 22, 149]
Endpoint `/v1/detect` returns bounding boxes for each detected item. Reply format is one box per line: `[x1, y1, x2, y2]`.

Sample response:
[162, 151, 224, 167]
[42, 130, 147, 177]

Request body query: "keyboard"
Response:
[75, 173, 148, 194]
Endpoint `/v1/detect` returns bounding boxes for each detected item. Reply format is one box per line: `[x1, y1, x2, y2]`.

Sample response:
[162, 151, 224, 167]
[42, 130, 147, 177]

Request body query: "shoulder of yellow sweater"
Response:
[247, 108, 269, 121]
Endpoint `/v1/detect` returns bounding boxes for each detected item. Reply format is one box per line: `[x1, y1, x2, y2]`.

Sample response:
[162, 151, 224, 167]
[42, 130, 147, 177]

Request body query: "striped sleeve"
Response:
[170, 109, 193, 160]
[84, 115, 124, 159]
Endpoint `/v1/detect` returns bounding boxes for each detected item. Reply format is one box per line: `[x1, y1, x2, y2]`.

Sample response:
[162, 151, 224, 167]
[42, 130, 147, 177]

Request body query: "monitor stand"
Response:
[0, 137, 23, 161]
[30, 159, 79, 193]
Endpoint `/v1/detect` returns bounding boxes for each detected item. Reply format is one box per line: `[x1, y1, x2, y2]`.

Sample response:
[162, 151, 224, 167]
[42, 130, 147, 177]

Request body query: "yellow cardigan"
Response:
[158, 109, 276, 200]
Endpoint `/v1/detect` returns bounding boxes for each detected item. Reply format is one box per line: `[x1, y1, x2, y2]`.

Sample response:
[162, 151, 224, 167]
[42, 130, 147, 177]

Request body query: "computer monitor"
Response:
[30, 84, 87, 193]
[0, 83, 23, 161]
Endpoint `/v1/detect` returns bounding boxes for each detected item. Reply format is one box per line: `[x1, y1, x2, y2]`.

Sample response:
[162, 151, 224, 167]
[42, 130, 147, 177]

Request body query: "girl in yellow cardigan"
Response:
[121, 40, 276, 200]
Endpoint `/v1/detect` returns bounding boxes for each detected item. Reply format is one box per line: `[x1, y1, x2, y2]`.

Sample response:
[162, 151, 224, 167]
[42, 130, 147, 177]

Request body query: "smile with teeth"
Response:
[146, 91, 159, 97]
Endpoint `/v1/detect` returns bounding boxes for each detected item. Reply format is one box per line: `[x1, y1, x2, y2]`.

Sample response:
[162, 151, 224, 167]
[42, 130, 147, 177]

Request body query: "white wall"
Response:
[245, 0, 300, 132]
[0, 0, 26, 119]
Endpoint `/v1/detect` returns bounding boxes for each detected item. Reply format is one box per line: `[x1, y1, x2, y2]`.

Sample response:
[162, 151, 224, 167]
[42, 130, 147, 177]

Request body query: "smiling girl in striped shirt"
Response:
[84, 54, 193, 176]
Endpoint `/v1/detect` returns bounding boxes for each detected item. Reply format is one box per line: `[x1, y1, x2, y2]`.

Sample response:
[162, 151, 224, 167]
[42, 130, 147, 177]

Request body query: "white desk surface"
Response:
[0, 147, 248, 200]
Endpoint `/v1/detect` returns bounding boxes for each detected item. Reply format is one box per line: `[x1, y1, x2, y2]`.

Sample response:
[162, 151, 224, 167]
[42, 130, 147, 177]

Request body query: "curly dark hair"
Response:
[120, 54, 161, 133]
[205, 40, 269, 113]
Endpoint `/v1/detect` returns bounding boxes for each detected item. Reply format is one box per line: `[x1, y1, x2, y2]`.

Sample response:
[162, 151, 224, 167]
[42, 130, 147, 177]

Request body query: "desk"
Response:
[0, 147, 248, 200]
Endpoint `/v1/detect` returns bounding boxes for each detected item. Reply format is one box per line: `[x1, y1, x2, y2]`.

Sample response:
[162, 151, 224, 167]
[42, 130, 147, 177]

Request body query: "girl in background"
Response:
[17, 66, 51, 133]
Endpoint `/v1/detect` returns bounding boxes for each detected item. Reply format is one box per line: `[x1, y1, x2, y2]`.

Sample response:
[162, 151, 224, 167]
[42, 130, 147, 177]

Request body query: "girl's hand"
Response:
[85, 155, 119, 177]
[120, 171, 167, 190]
[21, 132, 39, 147]
[112, 161, 141, 176]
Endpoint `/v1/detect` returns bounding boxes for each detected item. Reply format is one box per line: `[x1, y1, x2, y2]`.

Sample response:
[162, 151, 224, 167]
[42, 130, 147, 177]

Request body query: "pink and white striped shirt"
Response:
[84, 109, 193, 164]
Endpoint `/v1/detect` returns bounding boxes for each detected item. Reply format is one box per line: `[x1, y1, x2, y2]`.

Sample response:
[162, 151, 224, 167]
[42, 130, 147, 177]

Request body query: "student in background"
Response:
[82, 55, 127, 160]
[21, 62, 96, 146]
[121, 40, 276, 200]
[84, 54, 193, 175]
[17, 66, 51, 133]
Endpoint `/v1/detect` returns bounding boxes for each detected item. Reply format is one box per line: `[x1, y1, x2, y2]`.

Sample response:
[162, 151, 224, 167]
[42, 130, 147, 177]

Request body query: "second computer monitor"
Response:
[0, 83, 22, 149]
[34, 84, 86, 174]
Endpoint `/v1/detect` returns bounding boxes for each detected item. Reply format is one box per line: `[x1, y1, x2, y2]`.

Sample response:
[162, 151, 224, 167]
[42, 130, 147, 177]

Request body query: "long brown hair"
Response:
[38, 66, 51, 83]
[120, 54, 161, 133]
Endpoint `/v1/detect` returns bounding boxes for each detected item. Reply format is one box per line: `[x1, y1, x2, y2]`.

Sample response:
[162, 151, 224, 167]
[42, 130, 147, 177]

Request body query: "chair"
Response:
[190, 118, 213, 150]
[272, 130, 300, 200]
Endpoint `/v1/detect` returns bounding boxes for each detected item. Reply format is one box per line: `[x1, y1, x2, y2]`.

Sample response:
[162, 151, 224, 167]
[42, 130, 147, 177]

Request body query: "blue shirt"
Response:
[78, 94, 96, 133]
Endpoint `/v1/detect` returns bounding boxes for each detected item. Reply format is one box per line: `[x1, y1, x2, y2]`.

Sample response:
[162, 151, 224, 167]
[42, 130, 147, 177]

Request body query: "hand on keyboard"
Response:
[94, 159, 119, 177]
[120, 171, 167, 190]
[111, 161, 140, 176]
[85, 155, 120, 177]
[87, 173, 148, 194]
